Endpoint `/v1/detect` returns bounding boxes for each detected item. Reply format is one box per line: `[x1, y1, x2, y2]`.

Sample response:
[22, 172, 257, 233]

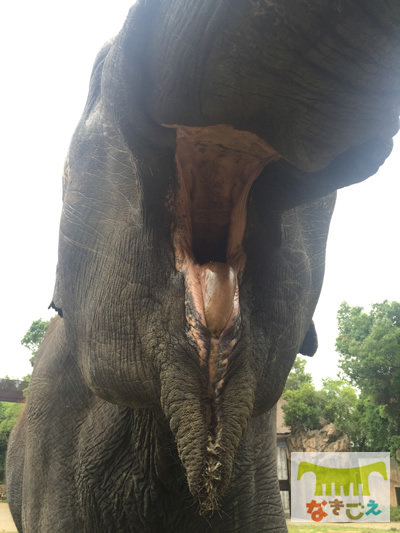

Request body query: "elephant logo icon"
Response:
[297, 461, 388, 497]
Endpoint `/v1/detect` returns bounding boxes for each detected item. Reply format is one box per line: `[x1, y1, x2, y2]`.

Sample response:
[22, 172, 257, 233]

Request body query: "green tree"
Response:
[282, 381, 323, 431]
[318, 378, 363, 450]
[283, 356, 313, 392]
[21, 318, 51, 368]
[0, 401, 24, 483]
[0, 319, 52, 481]
[336, 300, 400, 455]
[282, 358, 363, 448]
[282, 376, 362, 447]
[356, 394, 400, 454]
[282, 357, 323, 431]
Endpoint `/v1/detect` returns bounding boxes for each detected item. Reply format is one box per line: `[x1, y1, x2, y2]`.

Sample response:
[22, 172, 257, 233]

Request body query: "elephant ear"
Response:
[299, 320, 318, 357]
[49, 264, 63, 318]
[49, 40, 115, 320]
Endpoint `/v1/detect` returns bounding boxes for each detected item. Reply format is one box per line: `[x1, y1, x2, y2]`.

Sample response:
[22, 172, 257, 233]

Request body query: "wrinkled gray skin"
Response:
[7, 1, 400, 532]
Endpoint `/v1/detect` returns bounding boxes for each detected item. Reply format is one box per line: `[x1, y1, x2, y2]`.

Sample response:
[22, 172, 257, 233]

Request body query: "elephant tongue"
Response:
[199, 262, 238, 336]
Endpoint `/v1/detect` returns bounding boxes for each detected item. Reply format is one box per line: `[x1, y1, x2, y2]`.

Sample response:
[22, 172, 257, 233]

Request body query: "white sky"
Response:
[1, 2, 399, 388]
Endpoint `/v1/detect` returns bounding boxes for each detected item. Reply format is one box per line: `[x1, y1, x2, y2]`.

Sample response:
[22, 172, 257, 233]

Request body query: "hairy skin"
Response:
[6, 1, 400, 532]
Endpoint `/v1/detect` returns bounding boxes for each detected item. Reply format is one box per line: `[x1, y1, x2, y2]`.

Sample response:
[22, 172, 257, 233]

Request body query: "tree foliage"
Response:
[21, 318, 51, 368]
[282, 356, 364, 449]
[336, 301, 400, 455]
[283, 301, 400, 456]
[337, 301, 400, 417]
[0, 319, 51, 483]
[318, 378, 360, 443]
[283, 357, 313, 391]
[283, 381, 323, 431]
[0, 402, 24, 483]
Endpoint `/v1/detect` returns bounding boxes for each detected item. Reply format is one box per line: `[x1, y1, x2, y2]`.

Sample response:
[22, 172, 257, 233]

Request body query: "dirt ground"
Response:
[0, 503, 16, 532]
[0, 504, 398, 532]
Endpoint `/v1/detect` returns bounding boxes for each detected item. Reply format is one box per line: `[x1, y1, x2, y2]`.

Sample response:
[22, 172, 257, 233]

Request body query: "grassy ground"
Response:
[288, 525, 400, 533]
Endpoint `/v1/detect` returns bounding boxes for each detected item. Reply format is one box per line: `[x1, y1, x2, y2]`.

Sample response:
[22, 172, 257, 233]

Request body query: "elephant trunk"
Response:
[160, 361, 256, 512]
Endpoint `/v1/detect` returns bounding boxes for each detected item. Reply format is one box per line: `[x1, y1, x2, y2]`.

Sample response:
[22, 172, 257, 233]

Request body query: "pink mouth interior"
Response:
[169, 125, 280, 336]
[170, 125, 281, 337]
[173, 126, 280, 268]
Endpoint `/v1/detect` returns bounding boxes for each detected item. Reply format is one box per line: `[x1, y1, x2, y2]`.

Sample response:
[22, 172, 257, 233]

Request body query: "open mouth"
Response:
[170, 124, 281, 337]
[164, 125, 282, 511]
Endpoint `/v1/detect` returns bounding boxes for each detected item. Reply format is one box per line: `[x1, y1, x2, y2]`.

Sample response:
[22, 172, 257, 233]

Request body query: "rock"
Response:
[286, 423, 351, 453]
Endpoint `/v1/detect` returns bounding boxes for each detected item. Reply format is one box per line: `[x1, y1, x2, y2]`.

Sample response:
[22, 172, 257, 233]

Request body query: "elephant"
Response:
[6, 1, 400, 532]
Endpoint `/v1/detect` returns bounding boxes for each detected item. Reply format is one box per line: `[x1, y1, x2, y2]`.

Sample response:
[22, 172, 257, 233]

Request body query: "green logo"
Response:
[297, 461, 388, 496]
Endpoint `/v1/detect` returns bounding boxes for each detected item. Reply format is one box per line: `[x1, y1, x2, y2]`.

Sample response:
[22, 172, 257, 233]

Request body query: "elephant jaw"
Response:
[166, 124, 280, 511]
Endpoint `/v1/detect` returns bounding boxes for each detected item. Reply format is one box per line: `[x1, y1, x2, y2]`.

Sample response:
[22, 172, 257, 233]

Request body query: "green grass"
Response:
[391, 507, 400, 522]
[288, 525, 400, 532]
[286, 506, 400, 530]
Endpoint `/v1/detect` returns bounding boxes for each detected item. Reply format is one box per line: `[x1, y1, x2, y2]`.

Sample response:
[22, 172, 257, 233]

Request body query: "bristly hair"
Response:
[198, 433, 225, 514]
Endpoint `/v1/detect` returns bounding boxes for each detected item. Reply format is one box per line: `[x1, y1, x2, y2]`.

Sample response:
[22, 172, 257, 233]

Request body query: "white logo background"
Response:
[291, 452, 390, 522]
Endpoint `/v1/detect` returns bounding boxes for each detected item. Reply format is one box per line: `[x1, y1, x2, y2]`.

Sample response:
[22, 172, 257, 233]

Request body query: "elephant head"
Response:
[49, 0, 400, 514]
